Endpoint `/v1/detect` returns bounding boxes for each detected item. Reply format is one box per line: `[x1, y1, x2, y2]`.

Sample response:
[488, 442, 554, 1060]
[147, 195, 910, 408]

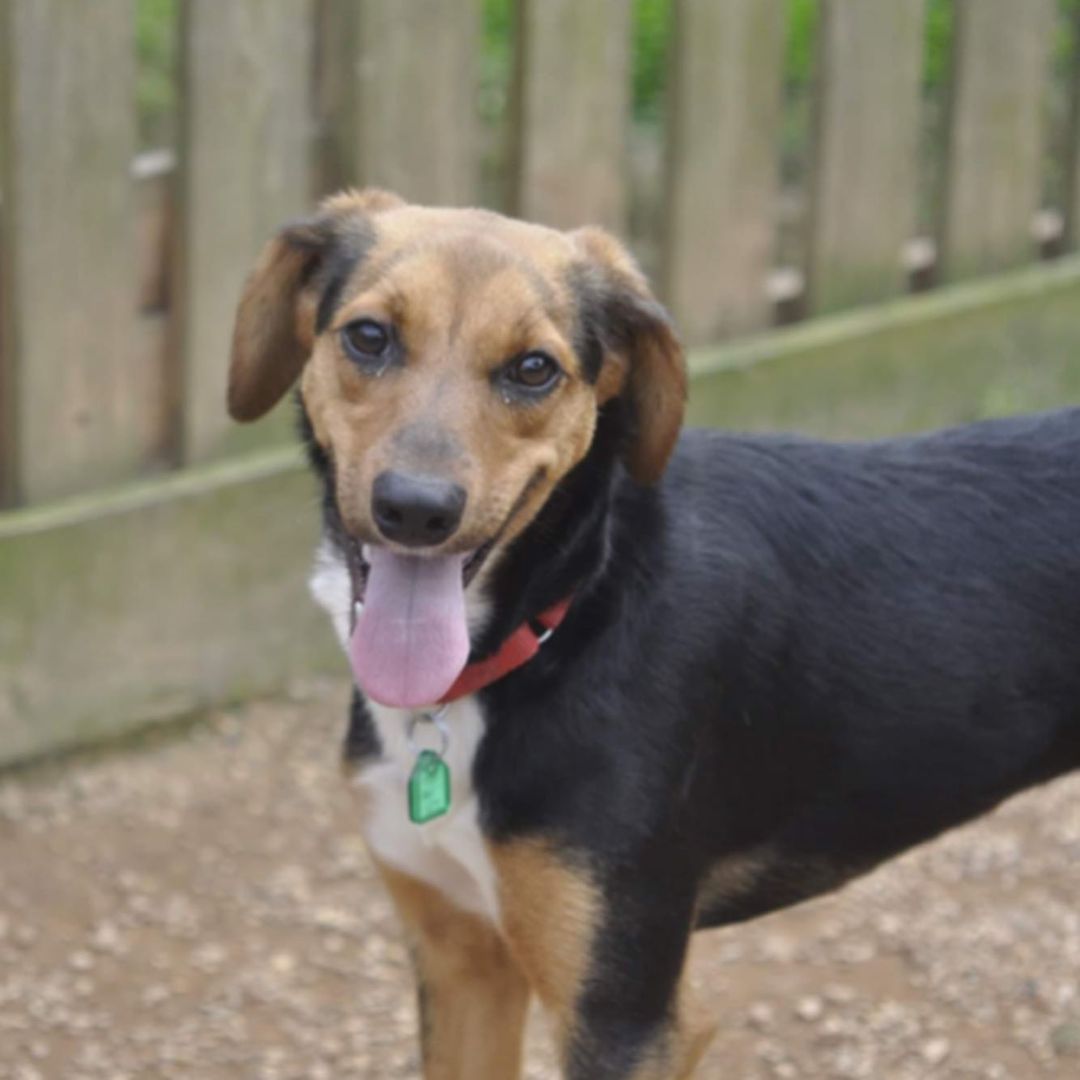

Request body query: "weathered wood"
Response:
[1062, 7, 1080, 251]
[806, 0, 925, 314]
[939, 0, 1054, 282]
[0, 0, 141, 505]
[173, 0, 313, 463]
[0, 448, 337, 766]
[134, 151, 175, 313]
[6, 257, 1080, 766]
[511, 0, 630, 231]
[660, 0, 785, 345]
[688, 255, 1080, 436]
[319, 0, 477, 204]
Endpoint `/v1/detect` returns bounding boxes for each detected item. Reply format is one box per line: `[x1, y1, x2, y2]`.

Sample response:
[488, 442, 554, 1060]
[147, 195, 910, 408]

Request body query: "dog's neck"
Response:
[472, 404, 626, 659]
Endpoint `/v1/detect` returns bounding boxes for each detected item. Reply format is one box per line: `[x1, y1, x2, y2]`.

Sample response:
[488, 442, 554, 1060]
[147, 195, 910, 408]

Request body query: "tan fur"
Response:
[621, 990, 718, 1080]
[357, 772, 713, 1078]
[375, 859, 530, 1080]
[299, 238, 597, 551]
[698, 848, 772, 913]
[490, 840, 600, 1054]
[227, 237, 318, 421]
[622, 1034, 716, 1080]
[493, 839, 716, 1078]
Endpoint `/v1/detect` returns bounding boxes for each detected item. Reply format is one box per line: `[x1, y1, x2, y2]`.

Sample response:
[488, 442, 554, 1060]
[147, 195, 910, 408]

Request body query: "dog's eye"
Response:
[504, 351, 561, 392]
[341, 319, 390, 364]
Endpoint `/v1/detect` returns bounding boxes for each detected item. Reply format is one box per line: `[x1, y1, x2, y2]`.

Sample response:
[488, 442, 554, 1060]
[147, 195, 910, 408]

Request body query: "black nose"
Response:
[371, 471, 466, 547]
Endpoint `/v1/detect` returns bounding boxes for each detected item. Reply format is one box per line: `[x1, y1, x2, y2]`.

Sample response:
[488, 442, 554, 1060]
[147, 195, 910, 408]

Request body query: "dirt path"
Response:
[1, 679, 1077, 1079]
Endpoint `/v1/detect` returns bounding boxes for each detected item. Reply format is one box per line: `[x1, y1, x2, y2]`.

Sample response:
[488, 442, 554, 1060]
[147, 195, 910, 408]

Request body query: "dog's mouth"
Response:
[345, 539, 493, 608]
[343, 538, 495, 710]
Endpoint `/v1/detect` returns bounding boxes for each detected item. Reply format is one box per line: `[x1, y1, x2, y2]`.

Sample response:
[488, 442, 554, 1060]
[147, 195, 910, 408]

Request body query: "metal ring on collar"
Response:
[406, 706, 450, 758]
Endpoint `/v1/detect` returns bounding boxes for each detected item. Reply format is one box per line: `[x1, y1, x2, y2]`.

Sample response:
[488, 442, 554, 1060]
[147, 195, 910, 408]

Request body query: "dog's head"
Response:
[229, 188, 685, 707]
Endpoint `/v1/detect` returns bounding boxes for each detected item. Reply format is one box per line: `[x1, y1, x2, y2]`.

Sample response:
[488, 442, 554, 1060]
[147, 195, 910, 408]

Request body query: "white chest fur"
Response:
[309, 541, 500, 924]
[359, 697, 499, 921]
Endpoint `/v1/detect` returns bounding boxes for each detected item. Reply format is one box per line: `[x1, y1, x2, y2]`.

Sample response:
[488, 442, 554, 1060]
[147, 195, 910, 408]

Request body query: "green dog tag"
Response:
[408, 750, 451, 824]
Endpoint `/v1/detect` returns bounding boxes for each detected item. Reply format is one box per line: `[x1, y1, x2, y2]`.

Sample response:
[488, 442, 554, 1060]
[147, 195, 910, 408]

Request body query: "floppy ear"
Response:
[227, 188, 404, 422]
[570, 228, 687, 485]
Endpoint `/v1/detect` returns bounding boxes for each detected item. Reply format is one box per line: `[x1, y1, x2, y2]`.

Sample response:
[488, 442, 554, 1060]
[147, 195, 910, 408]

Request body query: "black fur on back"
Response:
[306, 402, 1080, 927]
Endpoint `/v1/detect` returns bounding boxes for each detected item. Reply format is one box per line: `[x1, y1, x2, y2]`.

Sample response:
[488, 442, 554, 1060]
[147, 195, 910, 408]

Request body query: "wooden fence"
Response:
[0, 0, 1074, 508]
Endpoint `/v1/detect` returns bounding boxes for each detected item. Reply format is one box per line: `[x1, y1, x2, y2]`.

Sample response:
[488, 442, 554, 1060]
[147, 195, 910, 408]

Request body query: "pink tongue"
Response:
[349, 548, 470, 709]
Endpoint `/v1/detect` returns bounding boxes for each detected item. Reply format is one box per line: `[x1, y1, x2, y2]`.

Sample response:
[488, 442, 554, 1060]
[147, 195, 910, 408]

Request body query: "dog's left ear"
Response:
[570, 228, 687, 485]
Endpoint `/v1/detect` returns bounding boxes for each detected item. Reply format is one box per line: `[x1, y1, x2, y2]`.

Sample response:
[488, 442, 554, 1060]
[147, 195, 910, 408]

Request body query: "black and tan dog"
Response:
[227, 188, 1080, 1079]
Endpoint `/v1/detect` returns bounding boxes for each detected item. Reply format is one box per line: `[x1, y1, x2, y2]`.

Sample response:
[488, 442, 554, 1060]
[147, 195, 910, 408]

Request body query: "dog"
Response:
[227, 188, 1080, 1080]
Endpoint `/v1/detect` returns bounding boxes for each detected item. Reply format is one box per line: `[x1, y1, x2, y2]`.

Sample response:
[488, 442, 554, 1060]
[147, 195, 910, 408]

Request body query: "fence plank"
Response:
[0, 0, 140, 505]
[806, 0, 925, 314]
[660, 0, 785, 345]
[1063, 8, 1080, 251]
[939, 0, 1054, 282]
[173, 0, 313, 463]
[511, 0, 631, 230]
[319, 0, 477, 204]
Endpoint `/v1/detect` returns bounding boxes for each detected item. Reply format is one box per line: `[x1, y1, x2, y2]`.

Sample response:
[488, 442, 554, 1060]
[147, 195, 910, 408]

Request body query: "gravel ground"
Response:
[0, 678, 1078, 1080]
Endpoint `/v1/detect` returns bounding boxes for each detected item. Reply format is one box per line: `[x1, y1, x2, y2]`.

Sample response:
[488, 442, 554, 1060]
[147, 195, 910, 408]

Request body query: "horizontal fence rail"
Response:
[2, 0, 1080, 506]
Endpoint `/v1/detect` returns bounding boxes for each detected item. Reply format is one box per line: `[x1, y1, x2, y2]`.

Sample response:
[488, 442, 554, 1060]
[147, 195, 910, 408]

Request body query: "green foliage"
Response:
[135, 0, 176, 148]
[923, 0, 953, 88]
[781, 0, 952, 93]
[131, 0, 1080, 150]
[1056, 0, 1080, 71]
[632, 0, 670, 124]
[479, 0, 514, 126]
[785, 0, 818, 90]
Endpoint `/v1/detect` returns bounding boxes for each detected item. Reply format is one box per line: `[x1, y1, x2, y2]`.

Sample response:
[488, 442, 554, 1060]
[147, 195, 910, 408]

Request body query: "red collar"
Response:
[438, 597, 573, 704]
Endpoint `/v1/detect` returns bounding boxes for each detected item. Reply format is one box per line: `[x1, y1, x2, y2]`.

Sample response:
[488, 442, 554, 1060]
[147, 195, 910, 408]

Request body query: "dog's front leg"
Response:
[493, 840, 717, 1080]
[374, 860, 530, 1080]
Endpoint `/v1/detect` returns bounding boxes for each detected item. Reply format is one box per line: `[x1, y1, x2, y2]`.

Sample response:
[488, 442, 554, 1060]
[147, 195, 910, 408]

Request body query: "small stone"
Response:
[837, 940, 876, 964]
[922, 1038, 951, 1066]
[68, 949, 94, 972]
[755, 1039, 786, 1065]
[1051, 1022, 1080, 1058]
[13, 924, 38, 948]
[142, 984, 170, 1007]
[216, 713, 244, 742]
[876, 913, 902, 936]
[117, 871, 141, 892]
[795, 995, 824, 1022]
[90, 921, 121, 953]
[761, 934, 797, 963]
[192, 942, 227, 972]
[748, 1002, 775, 1029]
[271, 951, 296, 975]
[313, 905, 353, 931]
[819, 1016, 848, 1042]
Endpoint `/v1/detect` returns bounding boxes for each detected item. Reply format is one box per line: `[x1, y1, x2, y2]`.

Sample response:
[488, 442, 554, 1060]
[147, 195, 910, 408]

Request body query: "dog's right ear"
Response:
[569, 227, 687, 486]
[227, 188, 403, 422]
